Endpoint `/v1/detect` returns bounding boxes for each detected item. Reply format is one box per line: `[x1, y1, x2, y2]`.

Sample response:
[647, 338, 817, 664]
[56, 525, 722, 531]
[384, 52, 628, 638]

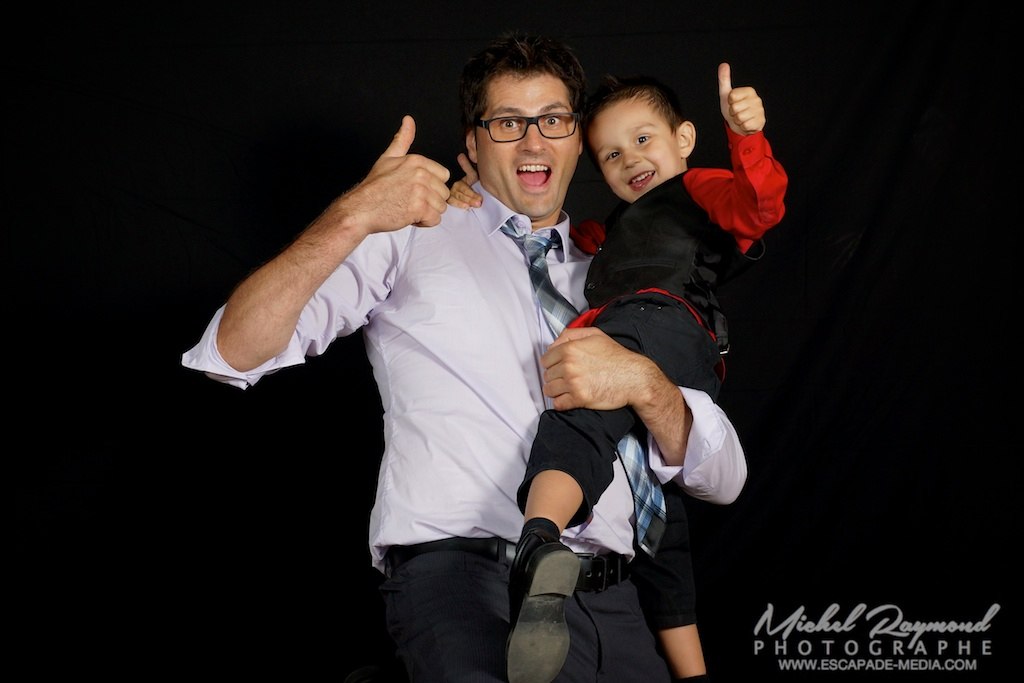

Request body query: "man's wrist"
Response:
[631, 359, 690, 465]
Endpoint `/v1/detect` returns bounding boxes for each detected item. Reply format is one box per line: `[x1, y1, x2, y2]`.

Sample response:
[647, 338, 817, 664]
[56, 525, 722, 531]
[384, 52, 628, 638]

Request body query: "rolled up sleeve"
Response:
[648, 387, 748, 504]
[180, 305, 308, 390]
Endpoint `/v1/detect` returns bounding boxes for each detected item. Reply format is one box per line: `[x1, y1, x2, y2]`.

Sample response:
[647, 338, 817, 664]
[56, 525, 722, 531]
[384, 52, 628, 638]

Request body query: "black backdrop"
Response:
[12, 2, 1016, 681]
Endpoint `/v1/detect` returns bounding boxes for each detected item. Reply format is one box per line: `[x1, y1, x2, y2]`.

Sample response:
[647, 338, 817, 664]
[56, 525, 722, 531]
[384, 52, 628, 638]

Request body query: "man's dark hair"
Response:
[583, 74, 688, 165]
[459, 33, 587, 133]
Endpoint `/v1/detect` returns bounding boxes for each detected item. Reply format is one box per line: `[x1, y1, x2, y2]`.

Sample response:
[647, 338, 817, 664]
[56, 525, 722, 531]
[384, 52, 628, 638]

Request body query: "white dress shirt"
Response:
[182, 185, 747, 573]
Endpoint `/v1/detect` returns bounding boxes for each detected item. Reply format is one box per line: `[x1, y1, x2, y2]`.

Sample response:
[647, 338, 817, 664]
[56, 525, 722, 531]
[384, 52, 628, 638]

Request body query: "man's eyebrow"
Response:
[487, 103, 573, 117]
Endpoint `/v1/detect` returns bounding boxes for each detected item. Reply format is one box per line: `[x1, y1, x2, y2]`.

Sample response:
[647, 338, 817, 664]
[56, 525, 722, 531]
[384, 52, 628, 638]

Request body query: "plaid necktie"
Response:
[500, 220, 578, 336]
[500, 218, 666, 556]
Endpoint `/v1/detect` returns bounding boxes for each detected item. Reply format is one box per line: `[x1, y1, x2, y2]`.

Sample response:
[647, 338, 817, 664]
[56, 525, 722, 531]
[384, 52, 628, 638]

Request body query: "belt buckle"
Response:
[577, 552, 608, 592]
[498, 538, 516, 564]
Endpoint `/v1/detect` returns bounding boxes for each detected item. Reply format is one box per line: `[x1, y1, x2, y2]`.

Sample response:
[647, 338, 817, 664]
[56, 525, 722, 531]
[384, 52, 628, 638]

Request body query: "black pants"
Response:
[630, 481, 699, 629]
[380, 548, 671, 682]
[517, 292, 722, 524]
[518, 292, 721, 629]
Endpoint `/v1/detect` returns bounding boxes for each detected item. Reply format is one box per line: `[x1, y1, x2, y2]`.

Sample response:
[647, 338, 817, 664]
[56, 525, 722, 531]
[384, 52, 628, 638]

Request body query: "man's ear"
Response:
[466, 129, 479, 164]
[676, 120, 697, 159]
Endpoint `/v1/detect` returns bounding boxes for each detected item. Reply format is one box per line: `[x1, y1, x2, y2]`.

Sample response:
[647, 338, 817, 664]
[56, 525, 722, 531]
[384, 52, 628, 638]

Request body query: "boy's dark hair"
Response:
[583, 75, 687, 165]
[584, 74, 687, 128]
[459, 33, 587, 134]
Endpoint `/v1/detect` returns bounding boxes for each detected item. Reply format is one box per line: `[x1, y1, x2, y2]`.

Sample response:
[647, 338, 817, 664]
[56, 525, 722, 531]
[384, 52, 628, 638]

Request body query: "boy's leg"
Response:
[509, 403, 635, 682]
[631, 485, 709, 678]
[509, 297, 718, 682]
[632, 485, 697, 627]
[517, 293, 718, 533]
[593, 293, 722, 400]
[508, 404, 638, 682]
[657, 624, 708, 679]
[506, 515, 580, 683]
[519, 405, 635, 526]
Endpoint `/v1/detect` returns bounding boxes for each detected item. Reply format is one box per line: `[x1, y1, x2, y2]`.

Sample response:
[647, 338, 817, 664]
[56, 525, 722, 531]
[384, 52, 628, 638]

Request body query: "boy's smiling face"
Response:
[586, 96, 695, 204]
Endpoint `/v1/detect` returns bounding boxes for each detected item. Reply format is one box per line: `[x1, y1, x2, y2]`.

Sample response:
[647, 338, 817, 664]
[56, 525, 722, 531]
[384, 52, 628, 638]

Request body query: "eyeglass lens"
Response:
[484, 114, 577, 142]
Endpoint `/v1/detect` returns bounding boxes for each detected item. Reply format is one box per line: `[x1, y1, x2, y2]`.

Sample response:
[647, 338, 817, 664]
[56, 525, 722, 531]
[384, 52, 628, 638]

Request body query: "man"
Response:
[183, 33, 746, 682]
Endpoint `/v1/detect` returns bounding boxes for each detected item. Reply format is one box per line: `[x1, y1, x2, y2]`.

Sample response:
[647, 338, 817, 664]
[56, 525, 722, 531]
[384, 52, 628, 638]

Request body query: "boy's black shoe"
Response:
[506, 525, 579, 683]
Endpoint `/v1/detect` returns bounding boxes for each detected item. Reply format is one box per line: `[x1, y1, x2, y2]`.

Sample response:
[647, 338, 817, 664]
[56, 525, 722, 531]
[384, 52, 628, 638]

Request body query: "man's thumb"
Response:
[382, 115, 415, 158]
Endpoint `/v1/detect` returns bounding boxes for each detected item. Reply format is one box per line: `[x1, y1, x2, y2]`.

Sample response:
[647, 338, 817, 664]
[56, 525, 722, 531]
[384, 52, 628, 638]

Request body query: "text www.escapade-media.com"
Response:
[777, 657, 978, 672]
[753, 602, 999, 673]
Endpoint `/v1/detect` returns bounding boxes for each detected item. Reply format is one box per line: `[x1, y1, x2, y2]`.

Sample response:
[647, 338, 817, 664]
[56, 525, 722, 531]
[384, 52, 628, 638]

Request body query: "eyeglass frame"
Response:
[474, 112, 581, 143]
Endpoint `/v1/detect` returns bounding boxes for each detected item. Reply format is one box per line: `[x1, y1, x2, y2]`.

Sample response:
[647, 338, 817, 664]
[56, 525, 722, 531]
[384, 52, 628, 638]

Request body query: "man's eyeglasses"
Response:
[475, 112, 580, 143]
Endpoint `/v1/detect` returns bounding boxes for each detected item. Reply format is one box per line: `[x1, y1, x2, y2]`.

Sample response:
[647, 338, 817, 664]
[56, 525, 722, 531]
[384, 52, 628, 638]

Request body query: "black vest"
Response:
[584, 172, 756, 354]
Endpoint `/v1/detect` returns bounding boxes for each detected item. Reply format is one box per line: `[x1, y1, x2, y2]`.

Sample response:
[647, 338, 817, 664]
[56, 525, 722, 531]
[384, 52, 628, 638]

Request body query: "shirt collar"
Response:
[472, 183, 572, 248]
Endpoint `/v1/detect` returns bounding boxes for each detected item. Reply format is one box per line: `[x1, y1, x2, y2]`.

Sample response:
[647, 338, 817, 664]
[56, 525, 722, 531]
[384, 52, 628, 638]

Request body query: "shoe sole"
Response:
[506, 546, 579, 683]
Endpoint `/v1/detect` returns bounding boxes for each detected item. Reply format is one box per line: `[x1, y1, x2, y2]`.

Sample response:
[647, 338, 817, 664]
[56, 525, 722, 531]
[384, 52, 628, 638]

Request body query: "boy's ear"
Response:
[676, 120, 697, 159]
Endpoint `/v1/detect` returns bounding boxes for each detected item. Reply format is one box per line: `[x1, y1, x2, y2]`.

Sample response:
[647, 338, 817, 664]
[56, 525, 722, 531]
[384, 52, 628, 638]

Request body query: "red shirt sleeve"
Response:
[570, 218, 605, 255]
[683, 125, 788, 254]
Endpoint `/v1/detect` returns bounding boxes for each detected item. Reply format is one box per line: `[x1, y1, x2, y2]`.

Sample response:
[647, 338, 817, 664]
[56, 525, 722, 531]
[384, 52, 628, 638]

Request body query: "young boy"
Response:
[450, 63, 787, 681]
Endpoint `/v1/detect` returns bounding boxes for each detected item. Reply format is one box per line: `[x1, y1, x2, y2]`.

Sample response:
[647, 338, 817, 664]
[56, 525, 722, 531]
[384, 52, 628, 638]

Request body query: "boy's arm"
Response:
[686, 131, 787, 249]
[685, 63, 788, 251]
[719, 62, 765, 135]
[448, 152, 483, 208]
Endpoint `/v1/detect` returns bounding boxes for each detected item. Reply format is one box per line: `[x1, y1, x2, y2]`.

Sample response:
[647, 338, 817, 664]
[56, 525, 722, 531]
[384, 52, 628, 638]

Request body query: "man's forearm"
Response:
[542, 327, 692, 465]
[629, 355, 691, 467]
[213, 115, 453, 372]
[217, 199, 367, 371]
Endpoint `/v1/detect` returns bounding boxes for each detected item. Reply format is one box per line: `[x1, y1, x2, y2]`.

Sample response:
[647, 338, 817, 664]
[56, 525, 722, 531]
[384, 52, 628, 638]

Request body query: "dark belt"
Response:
[385, 537, 629, 592]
